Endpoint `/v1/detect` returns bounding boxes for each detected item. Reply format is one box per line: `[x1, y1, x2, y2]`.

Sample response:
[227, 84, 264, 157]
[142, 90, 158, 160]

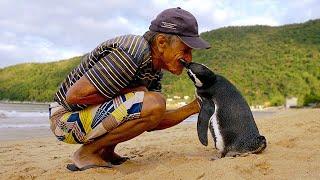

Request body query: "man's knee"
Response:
[140, 92, 166, 126]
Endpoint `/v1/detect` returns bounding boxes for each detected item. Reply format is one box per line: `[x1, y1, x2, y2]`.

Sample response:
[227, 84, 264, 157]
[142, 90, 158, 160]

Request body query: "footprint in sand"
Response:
[254, 161, 272, 175]
[52, 156, 60, 160]
[306, 122, 320, 133]
[129, 149, 144, 157]
[234, 160, 272, 175]
[196, 172, 205, 179]
[275, 137, 298, 148]
[294, 122, 304, 127]
[0, 148, 12, 153]
[22, 166, 37, 172]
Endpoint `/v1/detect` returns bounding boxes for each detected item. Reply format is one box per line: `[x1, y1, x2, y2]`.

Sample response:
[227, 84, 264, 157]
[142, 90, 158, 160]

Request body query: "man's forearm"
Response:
[66, 75, 147, 105]
[66, 76, 109, 105]
[70, 93, 108, 105]
[78, 86, 147, 105]
[151, 99, 200, 131]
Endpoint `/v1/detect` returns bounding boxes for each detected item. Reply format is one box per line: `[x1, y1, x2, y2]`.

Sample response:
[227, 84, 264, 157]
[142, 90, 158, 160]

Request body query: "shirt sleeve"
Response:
[84, 47, 139, 99]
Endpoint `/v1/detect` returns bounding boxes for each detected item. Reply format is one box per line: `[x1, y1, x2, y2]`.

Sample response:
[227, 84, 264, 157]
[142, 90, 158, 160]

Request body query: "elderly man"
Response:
[49, 7, 210, 171]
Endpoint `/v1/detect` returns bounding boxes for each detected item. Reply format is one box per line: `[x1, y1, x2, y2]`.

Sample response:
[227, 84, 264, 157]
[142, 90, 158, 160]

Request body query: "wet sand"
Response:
[0, 108, 319, 179]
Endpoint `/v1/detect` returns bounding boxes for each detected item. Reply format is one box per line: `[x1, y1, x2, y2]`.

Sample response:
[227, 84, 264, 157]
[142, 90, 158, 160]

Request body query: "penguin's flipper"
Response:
[197, 98, 215, 146]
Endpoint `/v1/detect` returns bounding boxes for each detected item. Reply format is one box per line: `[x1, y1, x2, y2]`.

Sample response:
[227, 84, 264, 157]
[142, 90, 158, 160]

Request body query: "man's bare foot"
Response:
[71, 145, 109, 169]
[100, 147, 129, 165]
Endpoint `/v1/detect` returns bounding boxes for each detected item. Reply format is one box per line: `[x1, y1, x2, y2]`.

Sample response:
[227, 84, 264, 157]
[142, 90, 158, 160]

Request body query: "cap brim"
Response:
[178, 36, 211, 49]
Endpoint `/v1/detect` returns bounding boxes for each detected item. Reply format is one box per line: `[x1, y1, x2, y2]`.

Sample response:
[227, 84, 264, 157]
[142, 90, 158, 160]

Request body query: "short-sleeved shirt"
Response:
[54, 35, 162, 112]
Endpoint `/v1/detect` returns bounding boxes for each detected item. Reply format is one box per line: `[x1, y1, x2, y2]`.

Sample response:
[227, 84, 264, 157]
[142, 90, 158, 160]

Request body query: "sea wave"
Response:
[0, 110, 48, 118]
[0, 124, 50, 128]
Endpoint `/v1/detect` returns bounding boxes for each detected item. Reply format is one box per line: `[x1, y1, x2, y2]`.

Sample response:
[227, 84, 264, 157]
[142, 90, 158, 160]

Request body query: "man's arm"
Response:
[150, 99, 200, 131]
[66, 76, 148, 105]
[66, 76, 107, 105]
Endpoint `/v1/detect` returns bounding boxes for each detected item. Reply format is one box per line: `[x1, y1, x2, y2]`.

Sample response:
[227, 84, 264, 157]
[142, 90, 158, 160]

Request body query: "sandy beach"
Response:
[0, 108, 319, 179]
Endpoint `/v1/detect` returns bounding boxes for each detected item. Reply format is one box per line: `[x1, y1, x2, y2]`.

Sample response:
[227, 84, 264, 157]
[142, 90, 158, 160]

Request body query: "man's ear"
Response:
[155, 34, 167, 53]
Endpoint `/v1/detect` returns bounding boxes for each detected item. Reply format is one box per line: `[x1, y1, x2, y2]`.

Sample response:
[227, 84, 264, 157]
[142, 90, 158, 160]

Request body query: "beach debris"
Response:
[173, 96, 181, 99]
[177, 102, 186, 106]
[285, 97, 298, 108]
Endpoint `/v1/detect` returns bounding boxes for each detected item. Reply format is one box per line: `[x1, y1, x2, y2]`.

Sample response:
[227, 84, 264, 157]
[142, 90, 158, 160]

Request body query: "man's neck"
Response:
[151, 43, 162, 71]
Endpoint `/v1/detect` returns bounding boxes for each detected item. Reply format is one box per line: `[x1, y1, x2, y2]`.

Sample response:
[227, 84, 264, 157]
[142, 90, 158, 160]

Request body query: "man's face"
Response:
[161, 36, 192, 75]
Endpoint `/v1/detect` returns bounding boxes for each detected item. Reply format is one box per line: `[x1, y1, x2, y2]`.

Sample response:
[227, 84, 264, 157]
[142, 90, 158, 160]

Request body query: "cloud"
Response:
[0, 43, 16, 51]
[0, 0, 151, 67]
[0, 0, 319, 68]
[278, 0, 320, 24]
[0, 35, 82, 68]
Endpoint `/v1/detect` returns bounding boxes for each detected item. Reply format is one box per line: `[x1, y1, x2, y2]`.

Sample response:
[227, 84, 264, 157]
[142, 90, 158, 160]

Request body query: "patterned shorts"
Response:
[49, 91, 144, 144]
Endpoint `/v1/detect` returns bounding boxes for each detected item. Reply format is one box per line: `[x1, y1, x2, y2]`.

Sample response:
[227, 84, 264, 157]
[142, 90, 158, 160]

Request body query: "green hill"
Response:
[0, 57, 81, 102]
[1, 19, 320, 106]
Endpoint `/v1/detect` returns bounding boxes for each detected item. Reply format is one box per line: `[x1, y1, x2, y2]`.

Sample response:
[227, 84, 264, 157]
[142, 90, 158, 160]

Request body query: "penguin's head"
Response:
[180, 59, 216, 89]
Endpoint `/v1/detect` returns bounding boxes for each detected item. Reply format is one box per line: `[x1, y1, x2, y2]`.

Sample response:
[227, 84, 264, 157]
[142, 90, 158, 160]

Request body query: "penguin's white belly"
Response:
[210, 104, 225, 152]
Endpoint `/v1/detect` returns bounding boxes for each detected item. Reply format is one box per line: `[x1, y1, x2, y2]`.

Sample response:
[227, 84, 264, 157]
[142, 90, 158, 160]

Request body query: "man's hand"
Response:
[189, 98, 201, 114]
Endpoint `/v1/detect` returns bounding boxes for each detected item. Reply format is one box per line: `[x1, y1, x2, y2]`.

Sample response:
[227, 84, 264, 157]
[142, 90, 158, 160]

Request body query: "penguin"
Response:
[180, 59, 266, 158]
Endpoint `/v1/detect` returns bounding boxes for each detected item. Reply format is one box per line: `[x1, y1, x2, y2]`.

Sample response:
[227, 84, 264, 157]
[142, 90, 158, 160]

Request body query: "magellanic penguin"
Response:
[180, 59, 267, 158]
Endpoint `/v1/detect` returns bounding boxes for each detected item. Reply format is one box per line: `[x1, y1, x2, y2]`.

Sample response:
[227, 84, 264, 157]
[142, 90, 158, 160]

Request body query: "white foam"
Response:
[0, 124, 50, 128]
[0, 110, 48, 118]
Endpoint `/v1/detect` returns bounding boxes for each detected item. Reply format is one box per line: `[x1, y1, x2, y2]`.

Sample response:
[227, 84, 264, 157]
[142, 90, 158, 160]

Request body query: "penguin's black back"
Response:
[202, 75, 261, 150]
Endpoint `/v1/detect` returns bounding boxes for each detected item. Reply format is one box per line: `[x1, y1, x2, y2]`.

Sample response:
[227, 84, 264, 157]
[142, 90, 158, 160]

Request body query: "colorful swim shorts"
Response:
[49, 91, 144, 144]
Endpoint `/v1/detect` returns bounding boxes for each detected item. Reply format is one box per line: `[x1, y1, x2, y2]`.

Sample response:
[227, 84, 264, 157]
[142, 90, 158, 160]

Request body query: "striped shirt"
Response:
[54, 35, 162, 111]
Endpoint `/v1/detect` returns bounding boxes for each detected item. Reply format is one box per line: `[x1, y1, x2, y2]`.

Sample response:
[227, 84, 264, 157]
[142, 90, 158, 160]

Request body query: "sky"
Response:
[0, 0, 319, 68]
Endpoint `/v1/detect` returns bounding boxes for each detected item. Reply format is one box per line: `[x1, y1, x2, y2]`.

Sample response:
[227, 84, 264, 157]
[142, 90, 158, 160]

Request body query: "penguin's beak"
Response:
[179, 59, 190, 68]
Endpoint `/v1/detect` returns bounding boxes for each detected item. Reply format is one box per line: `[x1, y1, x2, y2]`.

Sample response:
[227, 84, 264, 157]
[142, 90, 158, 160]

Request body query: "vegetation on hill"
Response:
[1, 19, 319, 106]
[0, 57, 81, 102]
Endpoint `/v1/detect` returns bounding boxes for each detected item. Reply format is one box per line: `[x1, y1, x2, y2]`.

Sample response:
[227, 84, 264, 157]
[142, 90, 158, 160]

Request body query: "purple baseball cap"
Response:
[149, 7, 211, 49]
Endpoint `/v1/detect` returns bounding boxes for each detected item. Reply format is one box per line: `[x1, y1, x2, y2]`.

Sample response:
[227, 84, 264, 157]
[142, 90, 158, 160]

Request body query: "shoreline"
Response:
[0, 127, 51, 142]
[2, 100, 317, 111]
[0, 100, 299, 111]
[0, 100, 50, 105]
[0, 110, 280, 142]
[1, 101, 317, 143]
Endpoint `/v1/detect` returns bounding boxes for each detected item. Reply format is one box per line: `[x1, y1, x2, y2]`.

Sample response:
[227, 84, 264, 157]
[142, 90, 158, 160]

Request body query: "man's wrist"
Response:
[185, 99, 200, 114]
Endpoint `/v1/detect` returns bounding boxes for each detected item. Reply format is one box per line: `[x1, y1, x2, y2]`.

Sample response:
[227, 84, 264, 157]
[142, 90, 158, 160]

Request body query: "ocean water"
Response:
[0, 103, 51, 141]
[0, 103, 49, 128]
[0, 102, 275, 141]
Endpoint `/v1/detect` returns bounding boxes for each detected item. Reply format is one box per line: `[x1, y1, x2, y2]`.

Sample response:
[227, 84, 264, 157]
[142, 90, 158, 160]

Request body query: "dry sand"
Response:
[0, 108, 319, 179]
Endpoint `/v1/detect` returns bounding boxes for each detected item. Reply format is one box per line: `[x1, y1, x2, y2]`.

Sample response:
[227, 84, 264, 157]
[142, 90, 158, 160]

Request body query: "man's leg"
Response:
[99, 145, 129, 165]
[71, 92, 166, 168]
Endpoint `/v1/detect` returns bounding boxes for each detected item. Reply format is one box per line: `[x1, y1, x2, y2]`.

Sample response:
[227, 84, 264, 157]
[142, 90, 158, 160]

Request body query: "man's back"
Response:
[54, 34, 162, 111]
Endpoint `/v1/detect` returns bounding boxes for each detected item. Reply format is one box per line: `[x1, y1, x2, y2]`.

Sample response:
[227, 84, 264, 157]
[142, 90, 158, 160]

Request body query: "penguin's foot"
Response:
[210, 156, 220, 161]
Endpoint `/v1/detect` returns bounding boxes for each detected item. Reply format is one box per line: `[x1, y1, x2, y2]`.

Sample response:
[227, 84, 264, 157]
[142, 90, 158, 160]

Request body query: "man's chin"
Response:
[165, 67, 183, 75]
[171, 69, 183, 75]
